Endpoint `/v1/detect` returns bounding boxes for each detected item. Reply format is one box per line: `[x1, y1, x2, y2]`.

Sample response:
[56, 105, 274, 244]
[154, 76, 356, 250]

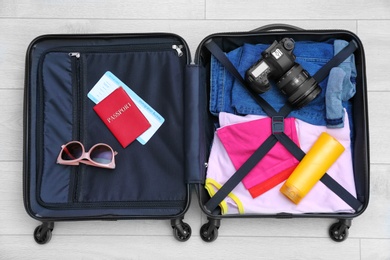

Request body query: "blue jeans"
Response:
[325, 40, 357, 128]
[209, 40, 356, 126]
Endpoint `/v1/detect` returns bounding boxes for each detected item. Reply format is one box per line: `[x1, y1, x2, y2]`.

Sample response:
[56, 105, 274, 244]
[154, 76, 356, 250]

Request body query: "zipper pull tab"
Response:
[69, 52, 80, 58]
[172, 45, 183, 57]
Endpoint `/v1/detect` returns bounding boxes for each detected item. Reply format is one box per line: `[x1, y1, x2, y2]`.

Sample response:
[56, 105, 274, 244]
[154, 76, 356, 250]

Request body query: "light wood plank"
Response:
[206, 0, 390, 20]
[361, 239, 390, 260]
[0, 90, 23, 161]
[0, 0, 205, 19]
[0, 162, 41, 235]
[0, 235, 361, 259]
[368, 92, 390, 164]
[346, 164, 390, 239]
[358, 20, 390, 92]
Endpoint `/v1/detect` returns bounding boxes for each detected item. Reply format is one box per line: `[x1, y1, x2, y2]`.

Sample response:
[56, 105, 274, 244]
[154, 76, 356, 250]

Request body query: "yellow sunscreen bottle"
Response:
[280, 132, 345, 204]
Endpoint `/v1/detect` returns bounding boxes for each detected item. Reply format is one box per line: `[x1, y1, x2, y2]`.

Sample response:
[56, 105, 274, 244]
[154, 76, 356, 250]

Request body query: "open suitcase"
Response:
[23, 24, 369, 244]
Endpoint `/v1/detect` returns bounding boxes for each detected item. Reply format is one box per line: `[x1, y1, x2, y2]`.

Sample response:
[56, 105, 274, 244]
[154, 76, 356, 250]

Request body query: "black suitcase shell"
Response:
[194, 25, 369, 242]
[23, 33, 194, 243]
[23, 25, 369, 244]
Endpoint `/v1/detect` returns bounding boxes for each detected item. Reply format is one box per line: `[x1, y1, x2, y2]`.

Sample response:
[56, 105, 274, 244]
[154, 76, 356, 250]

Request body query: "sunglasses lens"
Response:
[61, 142, 83, 160]
[90, 145, 113, 164]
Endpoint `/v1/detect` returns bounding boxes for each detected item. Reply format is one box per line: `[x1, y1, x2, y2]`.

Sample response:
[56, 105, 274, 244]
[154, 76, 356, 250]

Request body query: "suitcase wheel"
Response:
[34, 222, 54, 245]
[329, 219, 351, 242]
[200, 218, 220, 242]
[171, 218, 191, 242]
[200, 223, 218, 242]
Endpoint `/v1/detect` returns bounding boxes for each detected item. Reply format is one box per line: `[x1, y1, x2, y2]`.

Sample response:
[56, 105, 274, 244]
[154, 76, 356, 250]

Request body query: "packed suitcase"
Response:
[23, 24, 369, 244]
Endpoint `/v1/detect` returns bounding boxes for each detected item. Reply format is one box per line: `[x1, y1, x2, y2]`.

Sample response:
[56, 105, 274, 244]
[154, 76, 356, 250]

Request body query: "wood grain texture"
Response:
[0, 235, 361, 259]
[361, 239, 390, 260]
[358, 20, 390, 92]
[0, 0, 389, 259]
[206, 0, 390, 20]
[368, 92, 390, 164]
[0, 0, 205, 19]
[0, 90, 23, 161]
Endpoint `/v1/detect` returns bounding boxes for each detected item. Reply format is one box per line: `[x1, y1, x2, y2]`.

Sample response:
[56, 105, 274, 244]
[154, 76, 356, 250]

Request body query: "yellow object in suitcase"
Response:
[280, 132, 345, 204]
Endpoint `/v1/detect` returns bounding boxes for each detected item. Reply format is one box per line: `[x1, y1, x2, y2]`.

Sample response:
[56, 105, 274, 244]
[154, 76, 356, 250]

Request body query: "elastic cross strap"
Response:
[204, 40, 279, 118]
[273, 133, 362, 211]
[313, 40, 358, 83]
[320, 173, 363, 211]
[204, 135, 278, 213]
[203, 39, 362, 212]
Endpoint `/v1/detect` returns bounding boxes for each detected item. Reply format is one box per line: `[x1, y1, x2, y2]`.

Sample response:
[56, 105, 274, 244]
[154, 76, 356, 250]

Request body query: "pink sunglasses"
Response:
[56, 141, 118, 169]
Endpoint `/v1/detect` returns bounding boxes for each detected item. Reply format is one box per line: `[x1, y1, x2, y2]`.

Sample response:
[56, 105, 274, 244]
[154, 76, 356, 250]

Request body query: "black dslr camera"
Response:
[245, 38, 321, 108]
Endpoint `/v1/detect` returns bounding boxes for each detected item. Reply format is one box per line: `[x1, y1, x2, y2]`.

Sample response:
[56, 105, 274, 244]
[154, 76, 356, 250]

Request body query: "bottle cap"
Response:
[280, 182, 302, 204]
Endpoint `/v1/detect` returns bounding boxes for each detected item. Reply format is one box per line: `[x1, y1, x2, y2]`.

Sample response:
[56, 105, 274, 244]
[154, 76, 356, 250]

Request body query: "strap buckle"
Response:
[272, 116, 284, 134]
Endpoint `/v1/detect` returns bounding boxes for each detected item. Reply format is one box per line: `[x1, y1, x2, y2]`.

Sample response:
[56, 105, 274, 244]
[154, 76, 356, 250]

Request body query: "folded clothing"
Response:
[217, 116, 299, 190]
[209, 40, 357, 127]
[205, 111, 356, 214]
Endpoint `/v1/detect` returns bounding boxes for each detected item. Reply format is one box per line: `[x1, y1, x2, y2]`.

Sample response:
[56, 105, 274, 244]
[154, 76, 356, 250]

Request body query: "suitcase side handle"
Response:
[251, 23, 303, 32]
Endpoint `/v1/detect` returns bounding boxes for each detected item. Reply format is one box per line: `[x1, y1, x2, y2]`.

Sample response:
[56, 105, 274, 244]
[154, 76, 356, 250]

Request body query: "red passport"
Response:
[93, 87, 151, 148]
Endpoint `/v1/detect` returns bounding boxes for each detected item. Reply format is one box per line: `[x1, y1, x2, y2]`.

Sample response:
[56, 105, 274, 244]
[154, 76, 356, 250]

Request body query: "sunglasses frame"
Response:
[56, 141, 118, 169]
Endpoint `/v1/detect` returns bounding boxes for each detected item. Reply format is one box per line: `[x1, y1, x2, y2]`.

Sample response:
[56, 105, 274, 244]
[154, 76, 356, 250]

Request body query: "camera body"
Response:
[246, 38, 296, 93]
[245, 38, 321, 108]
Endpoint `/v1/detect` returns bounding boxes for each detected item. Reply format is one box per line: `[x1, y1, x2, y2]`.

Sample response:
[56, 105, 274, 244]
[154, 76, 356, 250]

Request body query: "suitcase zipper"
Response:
[69, 52, 80, 58]
[39, 200, 187, 210]
[172, 45, 184, 57]
[46, 43, 186, 57]
[69, 52, 83, 203]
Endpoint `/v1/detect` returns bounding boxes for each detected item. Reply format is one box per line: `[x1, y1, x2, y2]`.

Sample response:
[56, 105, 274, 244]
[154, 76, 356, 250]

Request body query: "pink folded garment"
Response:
[205, 111, 356, 214]
[217, 116, 299, 190]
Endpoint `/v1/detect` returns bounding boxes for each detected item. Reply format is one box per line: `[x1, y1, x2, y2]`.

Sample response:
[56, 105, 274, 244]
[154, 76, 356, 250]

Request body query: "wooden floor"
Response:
[1, 1, 390, 259]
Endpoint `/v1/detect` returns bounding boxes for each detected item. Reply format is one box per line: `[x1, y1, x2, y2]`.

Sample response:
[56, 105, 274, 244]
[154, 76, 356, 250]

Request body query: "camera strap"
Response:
[204, 39, 362, 213]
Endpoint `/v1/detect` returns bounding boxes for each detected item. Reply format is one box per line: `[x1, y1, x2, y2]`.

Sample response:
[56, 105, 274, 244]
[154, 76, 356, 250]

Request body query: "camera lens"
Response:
[276, 64, 321, 108]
